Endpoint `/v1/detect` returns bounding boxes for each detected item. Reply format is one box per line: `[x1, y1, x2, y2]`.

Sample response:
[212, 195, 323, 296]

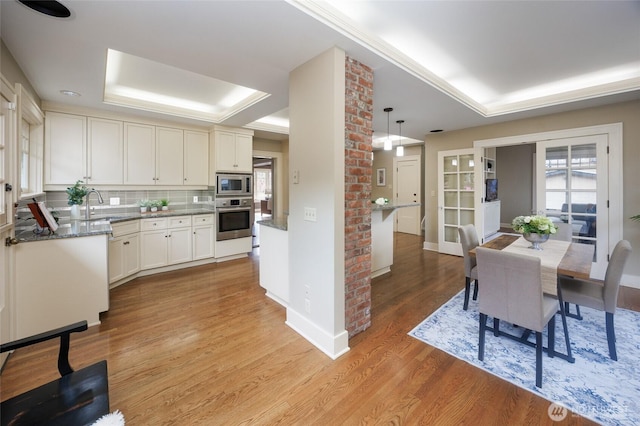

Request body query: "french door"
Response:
[536, 134, 609, 277]
[438, 148, 482, 255]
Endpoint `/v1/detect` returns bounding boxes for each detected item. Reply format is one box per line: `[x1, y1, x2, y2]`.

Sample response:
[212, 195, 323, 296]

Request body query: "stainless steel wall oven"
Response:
[215, 198, 253, 241]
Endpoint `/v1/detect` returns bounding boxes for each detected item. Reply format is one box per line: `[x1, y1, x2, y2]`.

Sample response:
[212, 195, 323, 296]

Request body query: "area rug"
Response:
[409, 291, 640, 425]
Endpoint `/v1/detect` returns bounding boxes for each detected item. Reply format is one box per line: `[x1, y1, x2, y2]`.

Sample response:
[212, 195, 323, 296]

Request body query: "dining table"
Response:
[470, 233, 596, 363]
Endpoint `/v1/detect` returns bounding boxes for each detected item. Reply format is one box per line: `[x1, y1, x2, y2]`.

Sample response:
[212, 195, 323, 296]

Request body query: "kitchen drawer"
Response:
[168, 216, 192, 228]
[192, 214, 214, 225]
[140, 218, 168, 231]
[111, 220, 140, 237]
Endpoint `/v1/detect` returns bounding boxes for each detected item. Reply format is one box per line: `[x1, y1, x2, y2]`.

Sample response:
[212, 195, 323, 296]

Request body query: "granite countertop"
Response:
[371, 202, 421, 211]
[257, 217, 288, 231]
[15, 208, 215, 243]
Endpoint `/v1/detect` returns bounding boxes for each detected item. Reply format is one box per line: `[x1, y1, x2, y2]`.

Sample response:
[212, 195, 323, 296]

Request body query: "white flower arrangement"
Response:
[374, 197, 389, 205]
[512, 215, 557, 235]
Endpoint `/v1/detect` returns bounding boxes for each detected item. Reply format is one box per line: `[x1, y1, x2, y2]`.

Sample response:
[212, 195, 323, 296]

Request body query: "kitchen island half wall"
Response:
[371, 203, 421, 278]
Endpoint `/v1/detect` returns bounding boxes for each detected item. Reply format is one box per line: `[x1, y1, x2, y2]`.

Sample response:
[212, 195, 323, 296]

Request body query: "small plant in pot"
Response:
[160, 199, 170, 211]
[138, 199, 150, 213]
[66, 180, 88, 219]
[149, 200, 161, 212]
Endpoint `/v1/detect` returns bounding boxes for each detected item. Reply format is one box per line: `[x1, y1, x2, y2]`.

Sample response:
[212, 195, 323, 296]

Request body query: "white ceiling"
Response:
[2, 0, 639, 145]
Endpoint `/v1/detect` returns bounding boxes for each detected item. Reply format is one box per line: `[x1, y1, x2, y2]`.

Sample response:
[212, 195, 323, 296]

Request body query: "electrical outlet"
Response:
[305, 284, 310, 298]
[304, 207, 317, 222]
[193, 196, 198, 203]
[109, 197, 120, 206]
[305, 298, 311, 313]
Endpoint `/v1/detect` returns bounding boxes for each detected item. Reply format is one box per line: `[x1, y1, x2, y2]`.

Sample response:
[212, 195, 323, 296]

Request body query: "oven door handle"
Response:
[216, 207, 252, 213]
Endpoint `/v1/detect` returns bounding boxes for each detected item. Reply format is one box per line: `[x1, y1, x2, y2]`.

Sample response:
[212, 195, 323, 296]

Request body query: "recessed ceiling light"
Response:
[19, 1, 71, 18]
[430, 129, 443, 133]
[60, 90, 81, 97]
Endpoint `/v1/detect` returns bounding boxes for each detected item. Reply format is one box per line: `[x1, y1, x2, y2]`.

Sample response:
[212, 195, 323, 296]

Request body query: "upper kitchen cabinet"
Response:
[44, 112, 86, 186]
[155, 127, 184, 185]
[211, 128, 253, 176]
[45, 113, 123, 187]
[183, 130, 209, 186]
[124, 122, 156, 185]
[87, 117, 123, 185]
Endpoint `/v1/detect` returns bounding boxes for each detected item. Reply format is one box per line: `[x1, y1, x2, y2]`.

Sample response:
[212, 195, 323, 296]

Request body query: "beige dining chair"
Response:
[476, 247, 558, 388]
[558, 240, 632, 361]
[550, 222, 572, 242]
[458, 224, 479, 310]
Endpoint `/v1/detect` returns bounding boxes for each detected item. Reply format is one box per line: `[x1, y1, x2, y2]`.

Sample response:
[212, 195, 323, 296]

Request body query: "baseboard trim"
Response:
[423, 241, 439, 252]
[285, 308, 350, 360]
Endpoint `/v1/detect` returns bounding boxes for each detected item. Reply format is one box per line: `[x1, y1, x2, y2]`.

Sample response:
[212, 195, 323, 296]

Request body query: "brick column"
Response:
[344, 57, 373, 337]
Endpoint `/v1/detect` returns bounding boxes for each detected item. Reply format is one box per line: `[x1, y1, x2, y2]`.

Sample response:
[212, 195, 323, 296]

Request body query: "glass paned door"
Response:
[438, 148, 481, 256]
[537, 134, 608, 276]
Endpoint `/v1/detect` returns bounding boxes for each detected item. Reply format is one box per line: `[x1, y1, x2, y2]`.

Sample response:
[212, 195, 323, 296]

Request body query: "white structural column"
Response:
[286, 47, 349, 359]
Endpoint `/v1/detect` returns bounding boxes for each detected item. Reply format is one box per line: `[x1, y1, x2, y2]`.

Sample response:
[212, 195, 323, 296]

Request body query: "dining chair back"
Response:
[476, 247, 558, 387]
[550, 222, 572, 242]
[559, 240, 632, 360]
[458, 224, 479, 310]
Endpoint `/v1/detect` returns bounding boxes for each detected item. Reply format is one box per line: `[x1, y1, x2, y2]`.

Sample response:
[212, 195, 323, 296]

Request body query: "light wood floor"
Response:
[2, 233, 638, 425]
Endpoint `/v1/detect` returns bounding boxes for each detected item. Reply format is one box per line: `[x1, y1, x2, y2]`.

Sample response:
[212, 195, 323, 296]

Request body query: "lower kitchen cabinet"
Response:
[140, 216, 192, 270]
[109, 233, 140, 283]
[109, 221, 141, 284]
[192, 214, 214, 260]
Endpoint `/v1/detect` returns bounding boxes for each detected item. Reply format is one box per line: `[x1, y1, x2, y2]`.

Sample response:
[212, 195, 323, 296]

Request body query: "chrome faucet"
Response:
[85, 189, 104, 220]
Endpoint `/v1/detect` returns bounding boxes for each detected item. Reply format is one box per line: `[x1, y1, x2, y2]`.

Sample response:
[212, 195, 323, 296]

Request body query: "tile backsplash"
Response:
[16, 188, 216, 226]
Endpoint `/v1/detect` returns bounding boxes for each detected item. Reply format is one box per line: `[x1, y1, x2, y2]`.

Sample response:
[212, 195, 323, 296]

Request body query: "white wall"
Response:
[286, 47, 348, 358]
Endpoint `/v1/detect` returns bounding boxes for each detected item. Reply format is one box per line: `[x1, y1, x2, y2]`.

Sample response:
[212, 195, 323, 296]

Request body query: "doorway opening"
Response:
[253, 156, 275, 247]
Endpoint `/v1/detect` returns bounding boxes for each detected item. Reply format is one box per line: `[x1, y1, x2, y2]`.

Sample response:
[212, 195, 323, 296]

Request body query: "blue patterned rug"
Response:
[409, 291, 640, 425]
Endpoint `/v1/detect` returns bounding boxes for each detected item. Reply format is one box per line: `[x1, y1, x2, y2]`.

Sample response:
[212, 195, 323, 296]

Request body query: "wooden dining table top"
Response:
[470, 234, 594, 280]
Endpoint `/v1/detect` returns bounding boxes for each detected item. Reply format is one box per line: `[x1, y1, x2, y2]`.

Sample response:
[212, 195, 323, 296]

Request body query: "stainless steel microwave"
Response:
[216, 173, 252, 197]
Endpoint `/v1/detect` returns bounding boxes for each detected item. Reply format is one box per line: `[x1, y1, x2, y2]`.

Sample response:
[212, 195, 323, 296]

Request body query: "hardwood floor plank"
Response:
[2, 233, 635, 424]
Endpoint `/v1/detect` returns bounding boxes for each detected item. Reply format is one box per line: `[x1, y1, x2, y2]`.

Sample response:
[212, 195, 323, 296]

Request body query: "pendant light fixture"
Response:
[396, 119, 405, 157]
[383, 107, 393, 151]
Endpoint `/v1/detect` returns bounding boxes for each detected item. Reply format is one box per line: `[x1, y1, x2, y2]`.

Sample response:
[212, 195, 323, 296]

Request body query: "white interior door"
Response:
[438, 148, 482, 255]
[1, 78, 16, 361]
[394, 155, 421, 235]
[536, 134, 608, 277]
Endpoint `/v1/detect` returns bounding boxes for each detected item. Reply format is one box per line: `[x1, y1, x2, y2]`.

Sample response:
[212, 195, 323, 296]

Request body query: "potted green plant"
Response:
[138, 199, 150, 213]
[149, 200, 161, 212]
[160, 199, 169, 211]
[631, 215, 640, 222]
[66, 180, 88, 219]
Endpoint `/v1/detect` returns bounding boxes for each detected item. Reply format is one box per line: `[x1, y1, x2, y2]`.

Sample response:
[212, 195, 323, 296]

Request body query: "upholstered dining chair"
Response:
[550, 222, 572, 242]
[558, 240, 632, 361]
[458, 224, 480, 310]
[476, 247, 558, 388]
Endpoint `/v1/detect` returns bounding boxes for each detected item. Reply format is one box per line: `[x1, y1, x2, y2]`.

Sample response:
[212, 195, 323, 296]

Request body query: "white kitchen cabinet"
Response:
[124, 122, 156, 185]
[192, 214, 214, 260]
[140, 228, 168, 269]
[45, 112, 86, 185]
[109, 220, 140, 284]
[211, 129, 253, 175]
[140, 216, 193, 269]
[156, 127, 184, 185]
[168, 226, 192, 264]
[184, 130, 209, 185]
[88, 117, 123, 184]
[125, 124, 185, 185]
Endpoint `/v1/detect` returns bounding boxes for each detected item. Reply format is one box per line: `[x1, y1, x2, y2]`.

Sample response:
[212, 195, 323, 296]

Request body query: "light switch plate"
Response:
[109, 197, 120, 206]
[304, 207, 317, 222]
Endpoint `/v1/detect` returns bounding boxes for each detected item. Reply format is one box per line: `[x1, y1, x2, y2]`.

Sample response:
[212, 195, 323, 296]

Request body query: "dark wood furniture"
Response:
[0, 321, 109, 425]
